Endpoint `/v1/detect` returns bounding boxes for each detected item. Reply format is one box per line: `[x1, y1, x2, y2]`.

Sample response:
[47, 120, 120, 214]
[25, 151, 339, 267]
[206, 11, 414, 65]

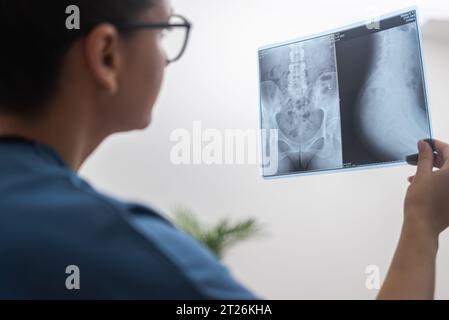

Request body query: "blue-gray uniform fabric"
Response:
[0, 137, 256, 299]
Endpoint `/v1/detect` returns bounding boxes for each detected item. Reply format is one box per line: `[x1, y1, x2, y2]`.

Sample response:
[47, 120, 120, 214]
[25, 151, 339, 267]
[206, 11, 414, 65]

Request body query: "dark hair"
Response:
[0, 0, 157, 116]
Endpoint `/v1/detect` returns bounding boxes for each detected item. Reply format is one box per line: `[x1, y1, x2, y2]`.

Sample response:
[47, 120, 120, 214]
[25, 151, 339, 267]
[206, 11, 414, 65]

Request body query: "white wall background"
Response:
[80, 0, 449, 299]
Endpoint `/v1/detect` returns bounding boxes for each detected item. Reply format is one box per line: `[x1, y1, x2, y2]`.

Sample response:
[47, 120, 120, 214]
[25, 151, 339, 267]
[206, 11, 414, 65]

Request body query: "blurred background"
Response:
[80, 0, 449, 299]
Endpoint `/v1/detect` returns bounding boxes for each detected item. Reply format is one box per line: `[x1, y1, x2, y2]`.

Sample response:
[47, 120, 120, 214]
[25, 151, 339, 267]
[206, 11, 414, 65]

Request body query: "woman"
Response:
[0, 0, 255, 299]
[0, 0, 448, 299]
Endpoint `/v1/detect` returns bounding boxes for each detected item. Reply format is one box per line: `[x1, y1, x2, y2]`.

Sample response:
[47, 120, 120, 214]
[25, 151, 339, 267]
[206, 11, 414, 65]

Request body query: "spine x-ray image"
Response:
[259, 9, 432, 177]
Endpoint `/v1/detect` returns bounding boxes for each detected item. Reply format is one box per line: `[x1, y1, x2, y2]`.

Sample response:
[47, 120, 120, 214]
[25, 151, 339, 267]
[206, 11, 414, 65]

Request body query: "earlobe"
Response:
[84, 23, 122, 94]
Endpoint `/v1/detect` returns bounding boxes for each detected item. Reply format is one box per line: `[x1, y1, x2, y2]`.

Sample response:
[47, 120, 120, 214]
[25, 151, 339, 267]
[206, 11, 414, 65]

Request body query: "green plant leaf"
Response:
[172, 206, 263, 259]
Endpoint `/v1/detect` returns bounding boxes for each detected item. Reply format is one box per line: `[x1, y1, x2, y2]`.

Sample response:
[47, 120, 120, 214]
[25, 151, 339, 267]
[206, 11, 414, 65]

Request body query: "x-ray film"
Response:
[258, 8, 434, 178]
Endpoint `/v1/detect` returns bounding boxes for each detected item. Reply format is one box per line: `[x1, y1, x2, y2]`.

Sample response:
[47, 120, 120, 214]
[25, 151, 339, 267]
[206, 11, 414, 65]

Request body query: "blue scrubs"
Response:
[0, 137, 256, 299]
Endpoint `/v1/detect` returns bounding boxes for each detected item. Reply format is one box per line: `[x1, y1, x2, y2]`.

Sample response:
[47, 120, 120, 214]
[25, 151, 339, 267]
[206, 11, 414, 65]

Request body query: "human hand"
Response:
[404, 139, 449, 237]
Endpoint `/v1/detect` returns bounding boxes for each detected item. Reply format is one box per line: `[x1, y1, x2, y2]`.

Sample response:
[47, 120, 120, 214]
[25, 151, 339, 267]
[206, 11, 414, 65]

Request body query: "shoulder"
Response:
[129, 212, 257, 300]
[84, 185, 256, 299]
[0, 168, 256, 299]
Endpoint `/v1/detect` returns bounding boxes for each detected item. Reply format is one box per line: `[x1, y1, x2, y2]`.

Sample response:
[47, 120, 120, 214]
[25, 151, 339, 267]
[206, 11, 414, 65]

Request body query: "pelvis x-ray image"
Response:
[259, 9, 432, 178]
[259, 36, 344, 175]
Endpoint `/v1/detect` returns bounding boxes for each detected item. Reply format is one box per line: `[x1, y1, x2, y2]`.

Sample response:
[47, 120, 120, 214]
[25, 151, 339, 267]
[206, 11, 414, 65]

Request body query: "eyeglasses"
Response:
[116, 14, 192, 65]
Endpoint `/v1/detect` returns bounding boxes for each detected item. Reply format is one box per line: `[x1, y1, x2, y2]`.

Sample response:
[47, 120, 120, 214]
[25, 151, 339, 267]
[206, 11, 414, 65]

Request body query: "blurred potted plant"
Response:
[172, 206, 264, 259]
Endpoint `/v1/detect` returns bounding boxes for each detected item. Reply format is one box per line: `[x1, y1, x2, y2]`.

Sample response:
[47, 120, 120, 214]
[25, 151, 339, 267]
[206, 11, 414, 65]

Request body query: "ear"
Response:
[84, 23, 123, 94]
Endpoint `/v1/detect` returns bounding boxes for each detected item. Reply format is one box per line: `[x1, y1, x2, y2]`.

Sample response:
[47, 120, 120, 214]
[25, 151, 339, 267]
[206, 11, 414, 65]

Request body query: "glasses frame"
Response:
[115, 14, 192, 64]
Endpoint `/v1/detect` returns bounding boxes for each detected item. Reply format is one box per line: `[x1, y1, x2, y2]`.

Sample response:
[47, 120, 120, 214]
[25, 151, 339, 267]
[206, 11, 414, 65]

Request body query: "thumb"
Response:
[415, 140, 434, 180]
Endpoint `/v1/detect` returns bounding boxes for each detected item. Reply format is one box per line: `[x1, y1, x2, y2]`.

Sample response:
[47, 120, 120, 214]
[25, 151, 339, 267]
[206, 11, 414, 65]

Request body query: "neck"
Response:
[0, 106, 107, 171]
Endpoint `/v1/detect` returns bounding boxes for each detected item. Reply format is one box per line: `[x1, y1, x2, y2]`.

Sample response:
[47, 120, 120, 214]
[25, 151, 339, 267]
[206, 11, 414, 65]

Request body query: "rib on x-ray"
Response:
[259, 9, 432, 178]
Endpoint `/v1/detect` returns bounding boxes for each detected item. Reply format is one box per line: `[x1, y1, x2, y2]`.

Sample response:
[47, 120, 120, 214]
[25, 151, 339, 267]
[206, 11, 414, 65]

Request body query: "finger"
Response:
[432, 139, 449, 169]
[415, 140, 434, 180]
